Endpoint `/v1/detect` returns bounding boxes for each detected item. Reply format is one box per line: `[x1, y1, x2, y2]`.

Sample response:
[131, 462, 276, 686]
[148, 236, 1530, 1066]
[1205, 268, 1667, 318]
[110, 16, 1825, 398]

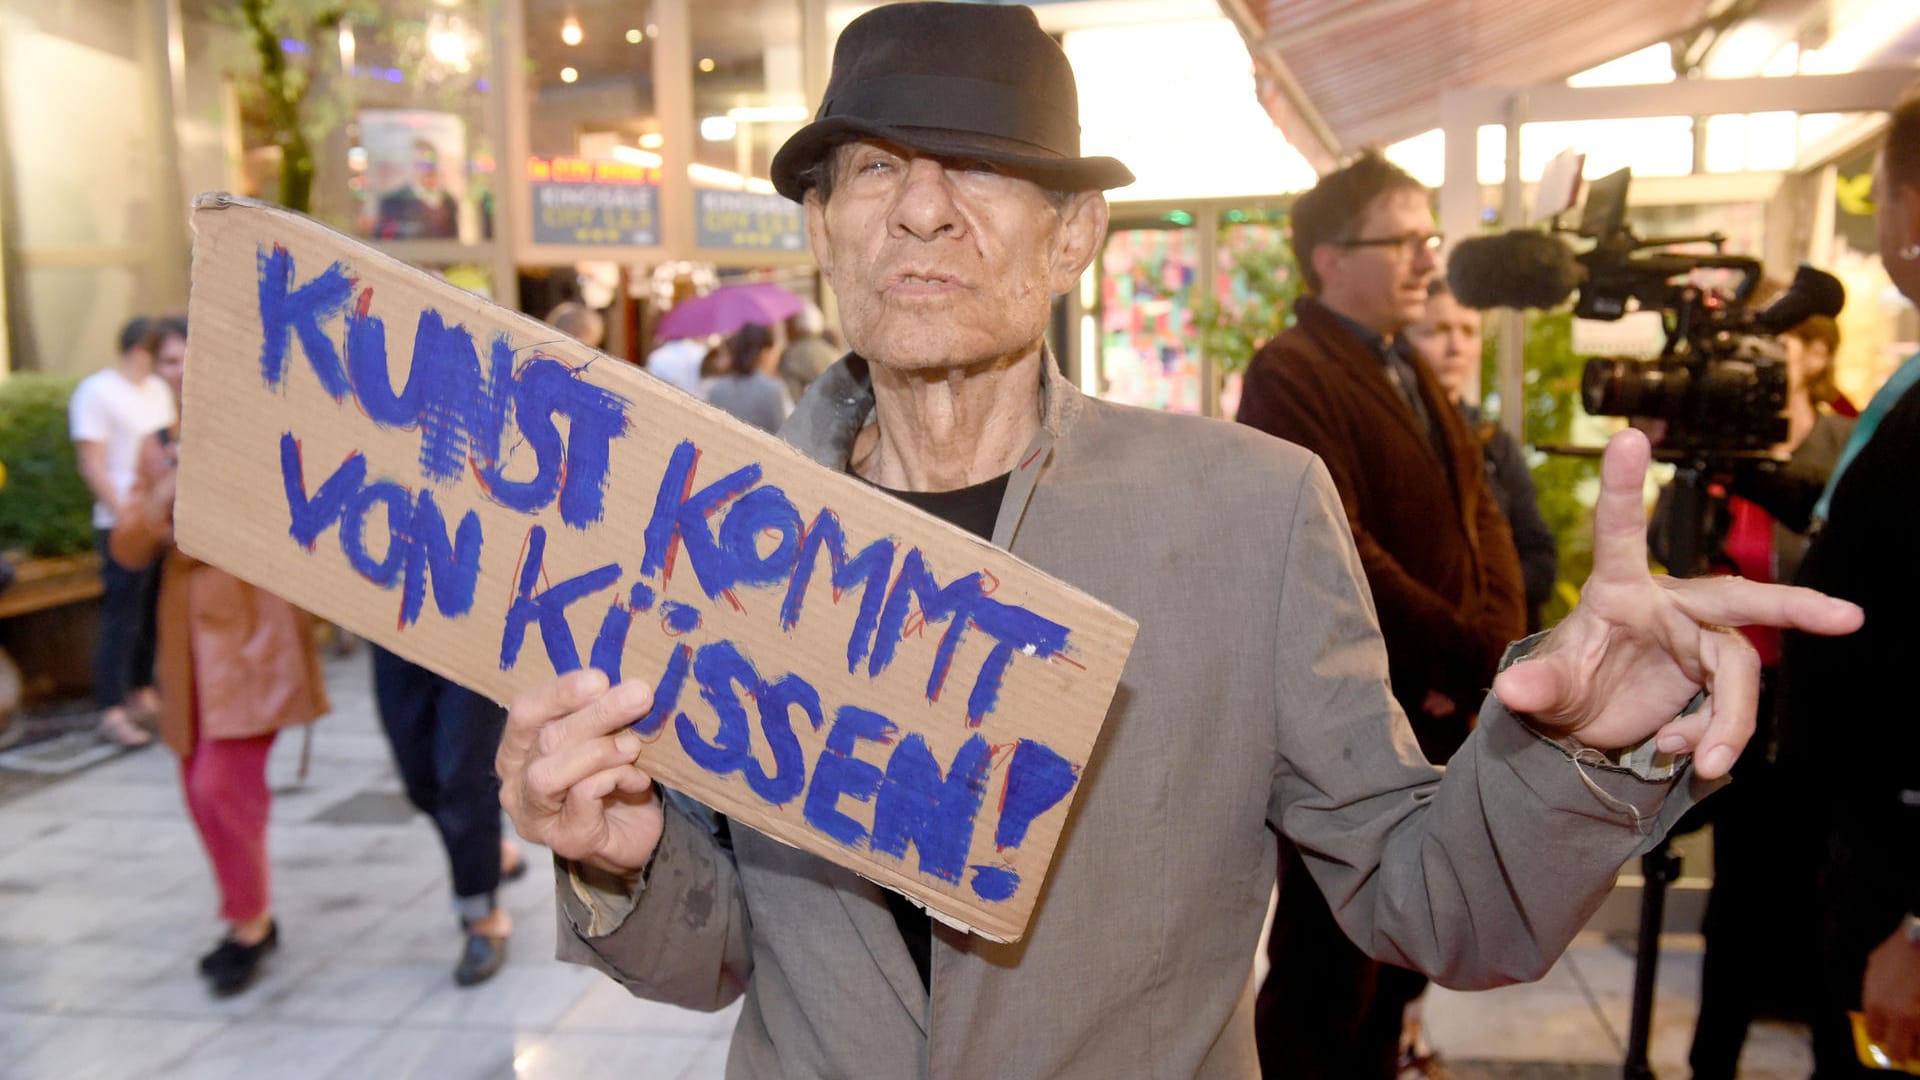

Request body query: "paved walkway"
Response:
[0, 651, 1812, 1078]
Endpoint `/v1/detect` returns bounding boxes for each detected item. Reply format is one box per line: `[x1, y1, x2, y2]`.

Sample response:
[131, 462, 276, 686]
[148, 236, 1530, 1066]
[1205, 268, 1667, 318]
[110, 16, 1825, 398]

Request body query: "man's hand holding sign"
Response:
[501, 671, 662, 880]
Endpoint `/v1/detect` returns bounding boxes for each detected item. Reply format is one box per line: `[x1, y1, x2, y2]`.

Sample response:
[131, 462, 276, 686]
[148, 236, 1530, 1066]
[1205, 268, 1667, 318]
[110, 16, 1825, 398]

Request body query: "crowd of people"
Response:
[26, 2, 1919, 1074]
[637, 303, 840, 435]
[66, 315, 528, 996]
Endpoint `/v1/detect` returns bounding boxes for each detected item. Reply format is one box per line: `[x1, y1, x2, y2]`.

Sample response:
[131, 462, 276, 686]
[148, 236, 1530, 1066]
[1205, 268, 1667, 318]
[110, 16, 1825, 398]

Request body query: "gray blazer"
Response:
[556, 355, 1706, 1078]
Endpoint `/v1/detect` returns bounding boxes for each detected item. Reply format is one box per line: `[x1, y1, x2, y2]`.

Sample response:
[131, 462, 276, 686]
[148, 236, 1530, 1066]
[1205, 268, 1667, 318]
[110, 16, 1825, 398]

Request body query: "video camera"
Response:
[1447, 164, 1845, 458]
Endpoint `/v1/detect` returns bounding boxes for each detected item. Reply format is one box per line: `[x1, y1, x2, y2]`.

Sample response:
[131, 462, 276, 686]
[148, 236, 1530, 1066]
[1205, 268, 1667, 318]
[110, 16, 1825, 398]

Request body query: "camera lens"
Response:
[1582, 357, 1688, 419]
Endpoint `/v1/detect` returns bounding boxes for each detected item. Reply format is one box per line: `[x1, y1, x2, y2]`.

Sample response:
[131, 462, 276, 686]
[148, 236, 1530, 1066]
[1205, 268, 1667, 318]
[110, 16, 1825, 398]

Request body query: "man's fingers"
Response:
[555, 763, 656, 851]
[1490, 653, 1575, 725]
[1662, 576, 1864, 638]
[526, 725, 646, 807]
[1681, 629, 1757, 780]
[1587, 428, 1654, 583]
[504, 668, 612, 756]
[545, 677, 657, 753]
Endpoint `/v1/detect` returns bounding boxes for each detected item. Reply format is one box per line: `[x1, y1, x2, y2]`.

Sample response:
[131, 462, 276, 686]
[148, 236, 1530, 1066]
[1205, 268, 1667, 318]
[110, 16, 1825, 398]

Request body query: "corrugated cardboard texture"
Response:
[175, 194, 1138, 942]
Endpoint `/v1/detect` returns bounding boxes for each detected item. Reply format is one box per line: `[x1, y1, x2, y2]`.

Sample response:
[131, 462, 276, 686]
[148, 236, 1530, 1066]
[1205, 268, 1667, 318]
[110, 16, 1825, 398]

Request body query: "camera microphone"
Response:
[1447, 231, 1585, 310]
[1749, 264, 1846, 335]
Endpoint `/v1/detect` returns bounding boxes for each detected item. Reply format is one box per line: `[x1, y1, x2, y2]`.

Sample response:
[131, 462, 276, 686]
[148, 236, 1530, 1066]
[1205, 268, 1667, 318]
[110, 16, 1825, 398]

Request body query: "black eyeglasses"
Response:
[1341, 233, 1444, 257]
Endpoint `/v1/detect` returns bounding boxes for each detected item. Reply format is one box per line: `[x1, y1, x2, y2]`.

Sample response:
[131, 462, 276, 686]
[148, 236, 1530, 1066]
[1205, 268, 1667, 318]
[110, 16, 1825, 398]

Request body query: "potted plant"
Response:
[0, 373, 104, 708]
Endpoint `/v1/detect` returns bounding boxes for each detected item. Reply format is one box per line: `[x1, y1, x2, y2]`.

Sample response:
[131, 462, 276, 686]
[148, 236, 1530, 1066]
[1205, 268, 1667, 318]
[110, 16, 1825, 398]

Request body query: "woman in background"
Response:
[112, 317, 330, 998]
[1646, 306, 1853, 1080]
[1406, 281, 1558, 631]
[703, 322, 792, 434]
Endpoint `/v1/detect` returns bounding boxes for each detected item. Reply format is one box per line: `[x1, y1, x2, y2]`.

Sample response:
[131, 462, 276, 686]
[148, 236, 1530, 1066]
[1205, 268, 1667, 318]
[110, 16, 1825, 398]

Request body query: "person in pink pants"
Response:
[112, 316, 331, 996]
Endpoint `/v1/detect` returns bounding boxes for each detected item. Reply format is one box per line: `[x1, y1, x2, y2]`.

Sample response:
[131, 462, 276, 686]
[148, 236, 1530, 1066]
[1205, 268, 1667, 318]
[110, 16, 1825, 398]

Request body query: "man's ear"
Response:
[1899, 181, 1920, 252]
[1310, 243, 1343, 296]
[1048, 190, 1110, 294]
[804, 190, 835, 277]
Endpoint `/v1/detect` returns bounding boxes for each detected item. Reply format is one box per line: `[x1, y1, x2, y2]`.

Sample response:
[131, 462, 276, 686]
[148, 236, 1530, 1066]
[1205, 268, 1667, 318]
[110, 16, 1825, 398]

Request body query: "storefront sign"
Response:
[695, 187, 805, 252]
[175, 194, 1137, 943]
[529, 156, 660, 246]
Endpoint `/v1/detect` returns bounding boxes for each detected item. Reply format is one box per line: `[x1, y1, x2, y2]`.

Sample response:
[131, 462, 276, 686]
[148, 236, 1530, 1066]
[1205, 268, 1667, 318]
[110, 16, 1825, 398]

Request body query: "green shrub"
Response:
[0, 374, 94, 557]
[1483, 311, 1603, 628]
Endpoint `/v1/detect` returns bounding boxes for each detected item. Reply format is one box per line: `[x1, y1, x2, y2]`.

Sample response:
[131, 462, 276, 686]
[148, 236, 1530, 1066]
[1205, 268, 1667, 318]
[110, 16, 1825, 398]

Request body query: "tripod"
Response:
[1622, 461, 1722, 1080]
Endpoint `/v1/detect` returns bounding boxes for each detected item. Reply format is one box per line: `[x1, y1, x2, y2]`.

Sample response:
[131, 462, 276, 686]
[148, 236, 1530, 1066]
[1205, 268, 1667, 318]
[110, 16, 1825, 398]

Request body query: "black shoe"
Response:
[199, 921, 277, 977]
[203, 925, 278, 997]
[454, 932, 508, 987]
[502, 850, 528, 883]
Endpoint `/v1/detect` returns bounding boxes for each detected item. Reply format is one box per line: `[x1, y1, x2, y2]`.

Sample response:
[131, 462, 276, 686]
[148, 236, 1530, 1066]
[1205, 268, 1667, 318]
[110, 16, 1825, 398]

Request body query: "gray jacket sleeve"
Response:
[1266, 458, 1712, 989]
[552, 795, 754, 1011]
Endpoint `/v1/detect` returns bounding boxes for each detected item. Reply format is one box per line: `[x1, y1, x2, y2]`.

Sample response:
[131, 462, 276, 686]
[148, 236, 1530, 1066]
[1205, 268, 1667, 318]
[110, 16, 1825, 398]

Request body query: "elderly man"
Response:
[497, 6, 1859, 1076]
[1235, 154, 1528, 1079]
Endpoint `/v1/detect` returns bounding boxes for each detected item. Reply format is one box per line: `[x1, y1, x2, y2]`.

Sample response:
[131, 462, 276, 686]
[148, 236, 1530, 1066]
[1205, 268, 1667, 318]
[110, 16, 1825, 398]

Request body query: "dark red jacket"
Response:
[1237, 297, 1526, 760]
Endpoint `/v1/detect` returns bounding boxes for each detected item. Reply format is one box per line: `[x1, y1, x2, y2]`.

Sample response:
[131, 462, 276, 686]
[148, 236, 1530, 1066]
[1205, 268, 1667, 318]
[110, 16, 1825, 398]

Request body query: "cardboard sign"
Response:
[176, 194, 1138, 942]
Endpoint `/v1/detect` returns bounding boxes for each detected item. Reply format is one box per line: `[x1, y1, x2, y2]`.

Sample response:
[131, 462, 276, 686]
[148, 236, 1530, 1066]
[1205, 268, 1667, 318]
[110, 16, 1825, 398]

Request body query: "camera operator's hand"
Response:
[1864, 922, 1920, 1066]
[1727, 457, 1827, 533]
[1491, 428, 1861, 779]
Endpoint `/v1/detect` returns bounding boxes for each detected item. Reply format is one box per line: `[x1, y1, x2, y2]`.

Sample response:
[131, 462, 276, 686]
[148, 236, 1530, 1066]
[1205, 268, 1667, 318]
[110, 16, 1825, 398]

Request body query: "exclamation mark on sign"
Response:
[968, 739, 1079, 902]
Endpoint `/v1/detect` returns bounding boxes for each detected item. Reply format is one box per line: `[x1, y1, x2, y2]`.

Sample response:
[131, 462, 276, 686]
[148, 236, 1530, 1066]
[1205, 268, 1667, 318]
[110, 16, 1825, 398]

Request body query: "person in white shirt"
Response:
[69, 316, 178, 747]
[645, 335, 710, 397]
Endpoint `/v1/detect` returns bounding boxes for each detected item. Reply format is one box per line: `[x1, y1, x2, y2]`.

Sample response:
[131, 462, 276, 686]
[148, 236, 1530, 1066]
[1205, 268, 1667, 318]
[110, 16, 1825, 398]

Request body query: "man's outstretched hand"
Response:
[1491, 428, 1862, 779]
[498, 670, 664, 876]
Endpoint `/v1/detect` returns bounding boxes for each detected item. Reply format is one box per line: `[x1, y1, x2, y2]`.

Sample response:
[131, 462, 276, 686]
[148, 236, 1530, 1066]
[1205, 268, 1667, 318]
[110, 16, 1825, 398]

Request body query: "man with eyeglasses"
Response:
[1238, 151, 1528, 1079]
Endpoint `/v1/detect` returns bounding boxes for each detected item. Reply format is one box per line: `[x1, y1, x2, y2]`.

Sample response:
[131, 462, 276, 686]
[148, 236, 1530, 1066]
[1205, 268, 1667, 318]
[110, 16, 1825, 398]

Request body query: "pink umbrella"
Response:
[655, 283, 806, 341]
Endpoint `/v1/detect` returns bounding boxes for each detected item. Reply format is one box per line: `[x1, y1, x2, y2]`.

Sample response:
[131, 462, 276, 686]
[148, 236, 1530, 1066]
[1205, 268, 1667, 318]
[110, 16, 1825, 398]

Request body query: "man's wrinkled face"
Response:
[803, 140, 1104, 372]
[1406, 290, 1482, 401]
[1313, 187, 1439, 338]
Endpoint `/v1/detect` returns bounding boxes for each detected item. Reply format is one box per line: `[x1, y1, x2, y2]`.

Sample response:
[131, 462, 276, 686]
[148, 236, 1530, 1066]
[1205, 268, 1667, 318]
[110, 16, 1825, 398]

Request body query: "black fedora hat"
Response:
[769, 3, 1134, 203]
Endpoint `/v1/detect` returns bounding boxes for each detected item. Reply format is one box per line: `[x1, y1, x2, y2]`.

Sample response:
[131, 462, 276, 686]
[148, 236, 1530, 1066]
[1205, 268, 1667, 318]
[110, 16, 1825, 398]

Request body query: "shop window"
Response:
[214, 0, 495, 238]
[525, 0, 659, 168]
[1211, 209, 1297, 420]
[688, 0, 809, 259]
[1099, 221, 1201, 415]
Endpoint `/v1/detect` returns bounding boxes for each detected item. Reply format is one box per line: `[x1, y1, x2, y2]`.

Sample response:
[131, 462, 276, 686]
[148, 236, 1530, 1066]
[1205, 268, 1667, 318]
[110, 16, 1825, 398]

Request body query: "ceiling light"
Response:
[700, 115, 738, 141]
[625, 28, 642, 44]
[561, 17, 583, 46]
[638, 132, 664, 149]
[560, 66, 578, 83]
[429, 30, 467, 66]
[698, 57, 716, 73]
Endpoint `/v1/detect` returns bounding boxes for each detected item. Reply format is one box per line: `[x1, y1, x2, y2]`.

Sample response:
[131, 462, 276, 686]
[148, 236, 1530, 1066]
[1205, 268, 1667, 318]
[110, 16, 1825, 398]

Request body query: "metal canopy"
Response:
[1219, 0, 1718, 165]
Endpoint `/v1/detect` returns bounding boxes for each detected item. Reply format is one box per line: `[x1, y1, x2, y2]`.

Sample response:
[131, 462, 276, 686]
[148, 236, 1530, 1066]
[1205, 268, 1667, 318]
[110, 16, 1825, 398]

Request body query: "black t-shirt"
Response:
[868, 470, 1011, 990]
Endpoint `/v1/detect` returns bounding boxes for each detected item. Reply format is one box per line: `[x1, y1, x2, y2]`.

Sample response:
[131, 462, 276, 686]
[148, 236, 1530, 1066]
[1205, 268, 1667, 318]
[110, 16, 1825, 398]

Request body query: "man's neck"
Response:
[115, 355, 151, 382]
[1316, 295, 1403, 343]
[851, 344, 1044, 492]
